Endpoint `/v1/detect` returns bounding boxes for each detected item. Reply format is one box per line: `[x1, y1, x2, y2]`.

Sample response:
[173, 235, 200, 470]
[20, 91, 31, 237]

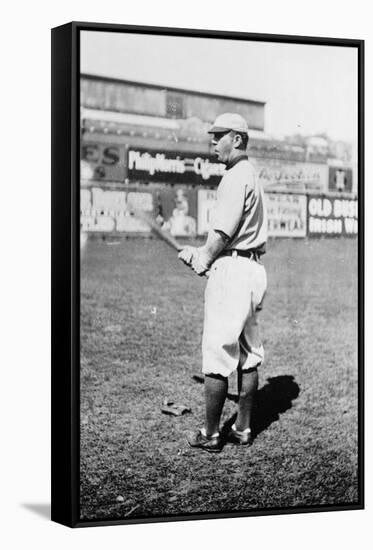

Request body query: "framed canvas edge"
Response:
[51, 21, 365, 528]
[357, 38, 365, 511]
[56, 20, 364, 47]
[51, 22, 80, 528]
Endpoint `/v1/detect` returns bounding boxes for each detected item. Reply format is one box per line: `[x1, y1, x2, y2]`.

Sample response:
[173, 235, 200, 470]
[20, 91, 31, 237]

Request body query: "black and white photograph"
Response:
[52, 22, 363, 527]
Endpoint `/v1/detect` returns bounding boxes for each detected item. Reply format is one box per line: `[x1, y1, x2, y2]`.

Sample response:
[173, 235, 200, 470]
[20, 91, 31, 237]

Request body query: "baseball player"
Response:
[178, 113, 268, 452]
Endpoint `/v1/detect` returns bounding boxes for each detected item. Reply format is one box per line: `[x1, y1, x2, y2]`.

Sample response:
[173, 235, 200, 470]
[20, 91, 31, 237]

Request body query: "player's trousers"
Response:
[202, 254, 267, 378]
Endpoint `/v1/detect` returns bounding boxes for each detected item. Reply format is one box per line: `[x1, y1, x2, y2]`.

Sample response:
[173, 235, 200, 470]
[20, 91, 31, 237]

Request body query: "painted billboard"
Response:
[156, 187, 197, 237]
[250, 158, 328, 191]
[328, 166, 353, 193]
[128, 148, 225, 186]
[80, 185, 199, 237]
[197, 190, 308, 238]
[80, 187, 153, 233]
[81, 143, 127, 182]
[307, 196, 358, 237]
[266, 193, 307, 237]
[80, 186, 357, 239]
[197, 189, 218, 235]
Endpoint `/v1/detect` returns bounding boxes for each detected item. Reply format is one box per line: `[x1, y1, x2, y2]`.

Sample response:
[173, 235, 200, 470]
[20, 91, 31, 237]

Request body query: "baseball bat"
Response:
[128, 204, 183, 252]
[127, 202, 210, 276]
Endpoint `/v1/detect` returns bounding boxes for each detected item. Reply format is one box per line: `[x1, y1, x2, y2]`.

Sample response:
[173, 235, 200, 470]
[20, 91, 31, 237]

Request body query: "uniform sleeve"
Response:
[211, 171, 246, 238]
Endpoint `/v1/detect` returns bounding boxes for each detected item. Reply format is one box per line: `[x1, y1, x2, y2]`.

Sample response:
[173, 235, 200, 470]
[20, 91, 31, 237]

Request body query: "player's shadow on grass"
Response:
[192, 374, 300, 439]
[223, 374, 300, 439]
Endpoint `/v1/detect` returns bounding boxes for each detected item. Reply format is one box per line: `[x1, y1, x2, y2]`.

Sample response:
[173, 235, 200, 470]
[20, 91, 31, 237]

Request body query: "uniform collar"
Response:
[226, 154, 248, 170]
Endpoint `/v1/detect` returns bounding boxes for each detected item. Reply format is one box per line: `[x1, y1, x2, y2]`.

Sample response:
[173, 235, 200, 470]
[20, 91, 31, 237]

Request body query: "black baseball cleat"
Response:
[186, 428, 223, 453]
[226, 425, 253, 446]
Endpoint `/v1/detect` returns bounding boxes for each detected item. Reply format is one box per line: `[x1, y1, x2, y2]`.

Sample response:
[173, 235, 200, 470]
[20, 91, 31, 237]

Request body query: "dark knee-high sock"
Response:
[235, 368, 258, 432]
[204, 374, 228, 436]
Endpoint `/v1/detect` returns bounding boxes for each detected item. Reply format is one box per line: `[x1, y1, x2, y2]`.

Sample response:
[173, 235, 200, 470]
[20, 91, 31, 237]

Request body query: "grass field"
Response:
[80, 236, 359, 521]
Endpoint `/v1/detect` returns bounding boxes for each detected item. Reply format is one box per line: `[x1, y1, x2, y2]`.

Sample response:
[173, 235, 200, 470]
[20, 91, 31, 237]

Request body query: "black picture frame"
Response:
[51, 22, 364, 528]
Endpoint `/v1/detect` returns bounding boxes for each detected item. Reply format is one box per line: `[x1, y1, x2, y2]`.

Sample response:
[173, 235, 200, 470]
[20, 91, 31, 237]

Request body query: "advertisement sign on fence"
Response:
[266, 193, 307, 238]
[81, 143, 127, 182]
[80, 186, 198, 236]
[80, 186, 357, 239]
[251, 158, 328, 191]
[328, 166, 353, 193]
[128, 148, 225, 186]
[307, 196, 358, 237]
[80, 187, 153, 233]
[196, 190, 308, 238]
[197, 189, 218, 235]
[157, 187, 197, 237]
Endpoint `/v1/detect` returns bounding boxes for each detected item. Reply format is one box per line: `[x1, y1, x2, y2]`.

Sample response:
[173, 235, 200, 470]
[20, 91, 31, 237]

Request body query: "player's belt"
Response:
[219, 249, 261, 261]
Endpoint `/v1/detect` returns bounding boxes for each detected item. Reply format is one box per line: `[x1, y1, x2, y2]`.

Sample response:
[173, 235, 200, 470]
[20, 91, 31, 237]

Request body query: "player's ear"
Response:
[232, 133, 241, 149]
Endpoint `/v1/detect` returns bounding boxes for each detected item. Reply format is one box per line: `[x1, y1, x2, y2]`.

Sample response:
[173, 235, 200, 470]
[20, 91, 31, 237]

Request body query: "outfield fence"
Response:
[80, 180, 357, 240]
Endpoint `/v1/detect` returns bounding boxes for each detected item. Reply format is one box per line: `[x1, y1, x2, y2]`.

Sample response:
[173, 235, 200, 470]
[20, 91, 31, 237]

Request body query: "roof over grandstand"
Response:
[81, 74, 266, 131]
[81, 73, 266, 106]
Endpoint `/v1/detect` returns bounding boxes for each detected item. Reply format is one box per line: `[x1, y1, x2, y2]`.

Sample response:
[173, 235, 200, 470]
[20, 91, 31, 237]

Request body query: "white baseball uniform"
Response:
[202, 155, 268, 377]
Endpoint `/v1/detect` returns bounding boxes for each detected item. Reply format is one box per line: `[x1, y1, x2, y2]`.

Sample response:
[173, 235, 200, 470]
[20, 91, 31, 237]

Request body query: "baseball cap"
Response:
[208, 113, 249, 134]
